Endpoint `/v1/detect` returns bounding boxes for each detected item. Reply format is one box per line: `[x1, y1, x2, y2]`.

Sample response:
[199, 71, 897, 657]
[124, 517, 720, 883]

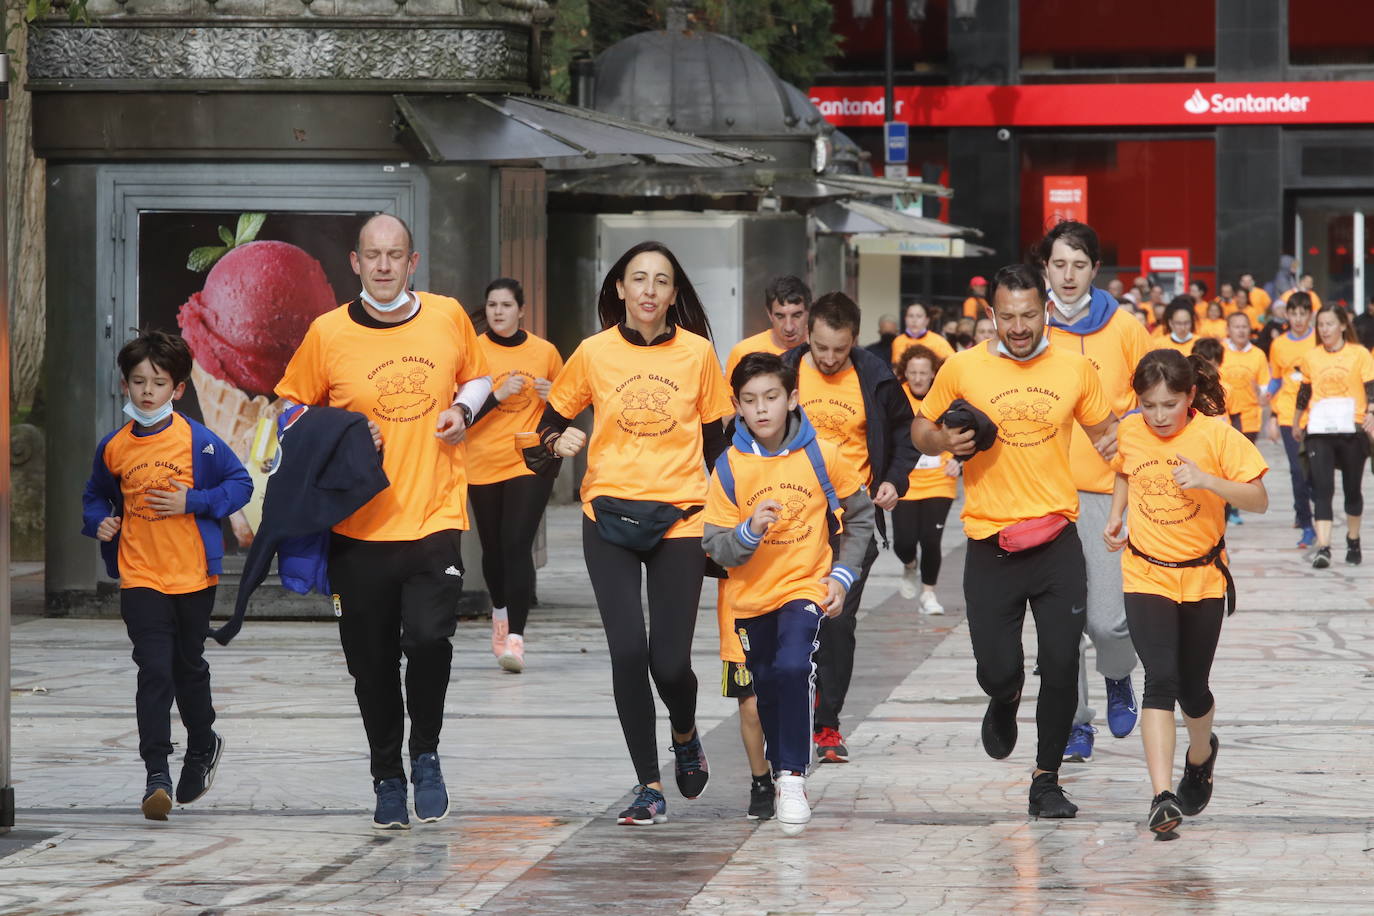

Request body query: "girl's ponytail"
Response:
[1186, 353, 1227, 416]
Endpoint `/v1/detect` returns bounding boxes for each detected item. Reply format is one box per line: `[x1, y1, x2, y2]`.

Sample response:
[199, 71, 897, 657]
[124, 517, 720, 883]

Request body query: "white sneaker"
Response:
[775, 772, 810, 836]
[899, 565, 918, 599]
[919, 591, 945, 616]
[491, 612, 509, 658]
[499, 634, 525, 673]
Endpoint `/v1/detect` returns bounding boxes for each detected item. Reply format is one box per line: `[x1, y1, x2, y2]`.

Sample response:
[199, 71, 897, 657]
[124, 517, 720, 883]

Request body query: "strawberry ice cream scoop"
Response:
[178, 240, 337, 396]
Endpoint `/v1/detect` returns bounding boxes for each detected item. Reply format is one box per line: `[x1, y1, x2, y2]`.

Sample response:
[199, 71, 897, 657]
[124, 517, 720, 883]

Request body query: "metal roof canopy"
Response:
[394, 94, 769, 166]
[546, 168, 949, 199]
[813, 200, 981, 238]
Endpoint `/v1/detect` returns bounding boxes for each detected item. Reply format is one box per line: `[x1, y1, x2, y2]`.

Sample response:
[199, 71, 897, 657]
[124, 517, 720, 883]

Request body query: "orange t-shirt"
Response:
[1268, 329, 1319, 426]
[724, 329, 786, 384]
[704, 437, 862, 617]
[275, 293, 490, 540]
[1151, 335, 1198, 356]
[901, 386, 957, 500]
[547, 326, 734, 539]
[1112, 413, 1267, 602]
[1219, 342, 1269, 433]
[1246, 286, 1272, 315]
[1294, 343, 1374, 430]
[102, 414, 217, 594]
[1280, 288, 1322, 310]
[466, 331, 564, 485]
[1048, 309, 1151, 494]
[798, 358, 871, 487]
[963, 296, 989, 319]
[892, 330, 954, 366]
[919, 343, 1111, 540]
[1198, 318, 1229, 339]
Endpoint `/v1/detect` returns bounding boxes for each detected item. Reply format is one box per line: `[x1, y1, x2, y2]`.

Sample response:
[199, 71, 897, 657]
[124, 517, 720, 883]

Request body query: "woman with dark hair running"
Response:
[467, 278, 564, 672]
[890, 301, 954, 367]
[1151, 297, 1201, 355]
[893, 344, 958, 615]
[1104, 349, 1268, 839]
[1293, 303, 1374, 568]
[537, 241, 733, 825]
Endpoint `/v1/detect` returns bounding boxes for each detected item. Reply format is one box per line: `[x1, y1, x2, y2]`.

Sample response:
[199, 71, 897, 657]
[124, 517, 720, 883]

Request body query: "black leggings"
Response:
[1305, 432, 1367, 522]
[582, 516, 704, 785]
[1123, 593, 1224, 718]
[891, 497, 953, 586]
[469, 474, 554, 634]
[963, 525, 1086, 773]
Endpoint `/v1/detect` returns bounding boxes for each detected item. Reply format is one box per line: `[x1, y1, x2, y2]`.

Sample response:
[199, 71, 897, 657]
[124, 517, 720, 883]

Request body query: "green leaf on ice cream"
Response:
[186, 212, 269, 272]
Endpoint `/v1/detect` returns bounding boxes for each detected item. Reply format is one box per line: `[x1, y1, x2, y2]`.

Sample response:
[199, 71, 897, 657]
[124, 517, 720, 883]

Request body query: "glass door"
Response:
[1294, 198, 1374, 314]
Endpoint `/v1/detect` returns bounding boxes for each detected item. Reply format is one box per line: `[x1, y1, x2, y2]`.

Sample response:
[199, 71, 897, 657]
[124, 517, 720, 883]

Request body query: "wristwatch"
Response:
[458, 403, 473, 426]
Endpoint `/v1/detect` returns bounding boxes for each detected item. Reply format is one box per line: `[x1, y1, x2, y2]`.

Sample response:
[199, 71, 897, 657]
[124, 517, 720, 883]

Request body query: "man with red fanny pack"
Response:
[912, 264, 1118, 820]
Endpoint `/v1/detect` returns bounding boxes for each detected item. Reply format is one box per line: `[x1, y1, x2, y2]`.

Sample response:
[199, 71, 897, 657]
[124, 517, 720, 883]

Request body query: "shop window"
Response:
[1021, 0, 1215, 72]
[1019, 137, 1216, 289]
[1290, 0, 1374, 66]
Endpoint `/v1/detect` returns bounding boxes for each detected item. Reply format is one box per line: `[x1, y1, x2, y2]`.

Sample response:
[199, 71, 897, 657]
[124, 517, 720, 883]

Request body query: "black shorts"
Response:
[721, 660, 756, 699]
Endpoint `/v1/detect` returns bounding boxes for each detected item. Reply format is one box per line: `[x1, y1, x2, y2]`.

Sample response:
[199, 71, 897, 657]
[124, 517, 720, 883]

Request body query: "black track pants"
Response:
[469, 475, 554, 634]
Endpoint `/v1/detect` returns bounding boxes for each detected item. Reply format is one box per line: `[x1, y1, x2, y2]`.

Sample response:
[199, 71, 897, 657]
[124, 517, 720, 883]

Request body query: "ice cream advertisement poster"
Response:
[138, 209, 371, 547]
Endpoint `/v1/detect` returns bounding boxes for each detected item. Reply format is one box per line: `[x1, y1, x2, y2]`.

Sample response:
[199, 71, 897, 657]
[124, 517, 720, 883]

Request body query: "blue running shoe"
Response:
[1105, 675, 1140, 738]
[372, 776, 410, 830]
[617, 784, 668, 825]
[1226, 507, 1243, 525]
[1298, 526, 1317, 548]
[411, 752, 450, 823]
[670, 731, 710, 799]
[1062, 722, 1096, 762]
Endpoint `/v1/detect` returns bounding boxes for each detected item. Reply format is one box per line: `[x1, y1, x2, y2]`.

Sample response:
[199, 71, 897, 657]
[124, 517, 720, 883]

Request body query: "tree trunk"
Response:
[7, 12, 46, 415]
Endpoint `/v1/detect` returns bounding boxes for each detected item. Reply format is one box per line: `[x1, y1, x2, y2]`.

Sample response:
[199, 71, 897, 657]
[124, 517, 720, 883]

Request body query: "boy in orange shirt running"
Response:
[703, 353, 875, 836]
[82, 330, 252, 820]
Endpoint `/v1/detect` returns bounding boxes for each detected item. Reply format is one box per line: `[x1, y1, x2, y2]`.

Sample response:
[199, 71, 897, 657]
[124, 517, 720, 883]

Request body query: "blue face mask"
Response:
[123, 399, 174, 427]
[360, 288, 414, 313]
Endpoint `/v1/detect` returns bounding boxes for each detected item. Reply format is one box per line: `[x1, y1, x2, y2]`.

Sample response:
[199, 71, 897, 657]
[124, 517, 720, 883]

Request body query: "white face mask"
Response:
[992, 311, 1051, 362]
[123, 399, 174, 427]
[1047, 287, 1092, 319]
[360, 288, 414, 314]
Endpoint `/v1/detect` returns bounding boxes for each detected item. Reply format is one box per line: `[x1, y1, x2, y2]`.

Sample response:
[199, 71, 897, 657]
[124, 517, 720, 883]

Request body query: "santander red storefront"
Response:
[810, 0, 1374, 314]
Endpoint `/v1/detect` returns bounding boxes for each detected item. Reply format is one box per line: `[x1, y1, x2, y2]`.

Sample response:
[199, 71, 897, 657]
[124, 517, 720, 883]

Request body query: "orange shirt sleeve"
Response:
[1216, 420, 1269, 484]
[547, 340, 593, 418]
[453, 307, 490, 385]
[703, 462, 738, 529]
[917, 354, 958, 423]
[274, 320, 328, 405]
[698, 345, 735, 424]
[1359, 346, 1374, 383]
[825, 441, 863, 501]
[1073, 357, 1112, 427]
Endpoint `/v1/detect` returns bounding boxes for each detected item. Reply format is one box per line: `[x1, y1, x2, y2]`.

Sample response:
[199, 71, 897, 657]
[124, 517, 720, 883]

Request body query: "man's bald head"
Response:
[356, 213, 413, 256]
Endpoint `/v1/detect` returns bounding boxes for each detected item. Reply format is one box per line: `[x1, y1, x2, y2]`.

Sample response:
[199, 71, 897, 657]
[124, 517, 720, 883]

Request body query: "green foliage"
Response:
[6, 0, 94, 52]
[546, 0, 840, 102]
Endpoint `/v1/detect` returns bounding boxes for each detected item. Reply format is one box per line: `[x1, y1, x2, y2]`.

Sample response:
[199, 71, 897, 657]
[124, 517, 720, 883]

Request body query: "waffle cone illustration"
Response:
[190, 360, 278, 461]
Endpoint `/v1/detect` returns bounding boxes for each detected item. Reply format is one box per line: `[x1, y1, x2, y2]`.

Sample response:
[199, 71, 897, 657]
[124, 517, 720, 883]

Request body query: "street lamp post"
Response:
[1, 49, 13, 836]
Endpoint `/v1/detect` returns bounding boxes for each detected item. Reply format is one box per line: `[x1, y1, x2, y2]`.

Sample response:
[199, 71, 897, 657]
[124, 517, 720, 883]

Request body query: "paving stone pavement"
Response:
[4, 437, 1374, 914]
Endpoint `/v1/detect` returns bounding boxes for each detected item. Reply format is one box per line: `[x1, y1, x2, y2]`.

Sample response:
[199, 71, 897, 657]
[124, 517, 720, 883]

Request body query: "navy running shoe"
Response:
[142, 773, 173, 821]
[176, 731, 225, 804]
[617, 784, 668, 825]
[411, 752, 450, 823]
[1105, 675, 1140, 738]
[670, 732, 710, 799]
[1062, 723, 1096, 762]
[372, 776, 410, 830]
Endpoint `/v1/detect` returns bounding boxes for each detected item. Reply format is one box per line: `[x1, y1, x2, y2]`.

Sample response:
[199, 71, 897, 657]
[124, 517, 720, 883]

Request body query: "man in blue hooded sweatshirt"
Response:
[1038, 221, 1150, 763]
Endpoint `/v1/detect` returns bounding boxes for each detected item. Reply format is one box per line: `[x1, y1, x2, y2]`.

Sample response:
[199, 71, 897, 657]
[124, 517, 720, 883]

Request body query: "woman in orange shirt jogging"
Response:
[892, 343, 959, 615]
[537, 241, 734, 826]
[1104, 350, 1268, 840]
[467, 278, 564, 672]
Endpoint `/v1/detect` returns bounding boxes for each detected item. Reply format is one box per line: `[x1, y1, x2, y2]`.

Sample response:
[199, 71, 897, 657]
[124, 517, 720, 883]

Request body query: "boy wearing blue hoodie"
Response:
[82, 330, 253, 820]
[703, 352, 875, 836]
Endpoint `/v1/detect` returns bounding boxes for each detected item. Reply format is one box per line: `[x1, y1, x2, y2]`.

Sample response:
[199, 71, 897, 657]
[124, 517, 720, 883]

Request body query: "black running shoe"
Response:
[1348, 537, 1363, 566]
[1313, 546, 1332, 569]
[1149, 790, 1183, 839]
[670, 731, 710, 799]
[1027, 772, 1077, 818]
[616, 784, 667, 826]
[176, 731, 225, 804]
[747, 774, 775, 820]
[981, 695, 1020, 760]
[1176, 733, 1219, 815]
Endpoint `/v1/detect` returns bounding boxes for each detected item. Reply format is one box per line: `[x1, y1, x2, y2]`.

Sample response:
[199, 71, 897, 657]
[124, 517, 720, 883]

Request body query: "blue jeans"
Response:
[739, 599, 826, 774]
[1280, 425, 1314, 528]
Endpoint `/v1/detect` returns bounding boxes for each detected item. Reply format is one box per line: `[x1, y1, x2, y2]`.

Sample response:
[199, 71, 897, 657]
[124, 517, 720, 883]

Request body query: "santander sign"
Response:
[807, 81, 1367, 127]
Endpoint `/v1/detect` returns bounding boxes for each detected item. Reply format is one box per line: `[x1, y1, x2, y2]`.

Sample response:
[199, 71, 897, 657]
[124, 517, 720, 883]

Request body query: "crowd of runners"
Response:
[90, 212, 1373, 842]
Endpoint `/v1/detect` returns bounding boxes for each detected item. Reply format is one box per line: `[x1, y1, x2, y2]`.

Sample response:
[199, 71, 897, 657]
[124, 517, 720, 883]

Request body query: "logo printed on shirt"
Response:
[494, 369, 537, 413]
[991, 389, 1059, 447]
[122, 462, 183, 522]
[1131, 459, 1201, 525]
[744, 483, 817, 546]
[1316, 365, 1349, 397]
[614, 376, 678, 437]
[369, 356, 439, 423]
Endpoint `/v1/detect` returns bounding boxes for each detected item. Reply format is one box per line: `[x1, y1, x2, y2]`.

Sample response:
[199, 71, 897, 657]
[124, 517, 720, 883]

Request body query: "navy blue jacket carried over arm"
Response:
[81, 414, 253, 581]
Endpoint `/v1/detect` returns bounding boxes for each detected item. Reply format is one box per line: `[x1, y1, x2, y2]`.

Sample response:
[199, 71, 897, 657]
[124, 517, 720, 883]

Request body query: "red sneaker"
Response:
[813, 726, 850, 763]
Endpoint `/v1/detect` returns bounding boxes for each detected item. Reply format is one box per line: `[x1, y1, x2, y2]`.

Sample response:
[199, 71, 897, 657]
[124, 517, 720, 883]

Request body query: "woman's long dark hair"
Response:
[1132, 349, 1227, 417]
[1315, 302, 1359, 345]
[596, 241, 713, 341]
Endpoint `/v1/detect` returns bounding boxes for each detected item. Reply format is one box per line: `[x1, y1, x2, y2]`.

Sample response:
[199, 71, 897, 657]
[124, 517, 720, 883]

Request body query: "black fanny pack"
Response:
[1127, 537, 1236, 616]
[591, 496, 702, 551]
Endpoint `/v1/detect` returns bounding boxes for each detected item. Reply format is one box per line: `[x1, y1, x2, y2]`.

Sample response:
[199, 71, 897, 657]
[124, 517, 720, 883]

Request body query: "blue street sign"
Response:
[884, 121, 909, 164]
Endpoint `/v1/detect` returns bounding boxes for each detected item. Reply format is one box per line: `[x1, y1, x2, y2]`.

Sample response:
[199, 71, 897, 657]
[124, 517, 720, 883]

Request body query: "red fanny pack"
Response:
[998, 514, 1070, 552]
